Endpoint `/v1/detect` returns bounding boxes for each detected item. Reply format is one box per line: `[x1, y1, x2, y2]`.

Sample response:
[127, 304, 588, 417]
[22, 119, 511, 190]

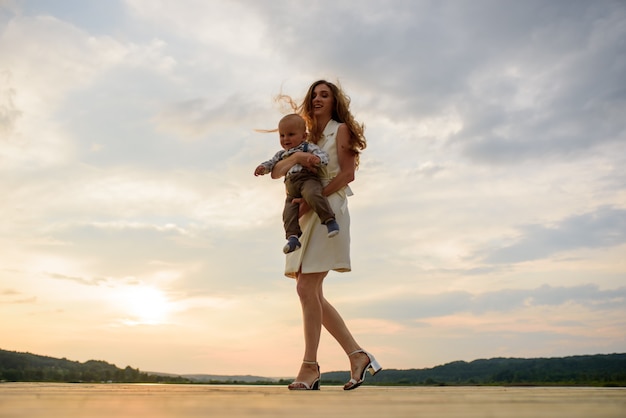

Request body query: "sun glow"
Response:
[119, 286, 171, 325]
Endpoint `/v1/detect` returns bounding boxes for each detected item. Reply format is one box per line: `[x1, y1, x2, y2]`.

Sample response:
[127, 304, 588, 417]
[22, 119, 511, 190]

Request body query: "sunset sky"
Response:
[1, 0, 625, 378]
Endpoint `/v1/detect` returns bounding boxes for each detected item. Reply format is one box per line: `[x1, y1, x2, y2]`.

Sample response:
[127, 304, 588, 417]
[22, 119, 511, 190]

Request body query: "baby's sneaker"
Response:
[283, 236, 302, 254]
[326, 219, 340, 238]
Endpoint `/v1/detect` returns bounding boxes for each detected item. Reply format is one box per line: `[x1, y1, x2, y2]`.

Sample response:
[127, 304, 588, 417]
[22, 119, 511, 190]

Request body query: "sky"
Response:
[1, 0, 625, 378]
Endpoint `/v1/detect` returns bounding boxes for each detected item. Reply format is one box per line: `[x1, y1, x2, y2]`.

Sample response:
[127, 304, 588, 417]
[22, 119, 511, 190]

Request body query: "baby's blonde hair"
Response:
[279, 113, 306, 133]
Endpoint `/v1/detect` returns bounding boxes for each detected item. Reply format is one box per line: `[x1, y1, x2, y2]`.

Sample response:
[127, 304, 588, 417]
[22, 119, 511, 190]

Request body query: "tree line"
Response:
[0, 349, 190, 383]
[321, 353, 626, 386]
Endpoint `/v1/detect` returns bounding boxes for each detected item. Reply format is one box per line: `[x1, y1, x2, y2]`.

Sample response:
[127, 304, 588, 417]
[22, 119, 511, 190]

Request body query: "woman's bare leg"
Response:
[289, 271, 373, 389]
[320, 296, 359, 353]
[288, 271, 326, 388]
[320, 296, 372, 386]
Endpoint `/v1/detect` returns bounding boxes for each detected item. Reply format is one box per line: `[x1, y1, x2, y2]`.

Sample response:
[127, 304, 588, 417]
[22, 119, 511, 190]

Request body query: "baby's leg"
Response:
[300, 178, 335, 224]
[283, 193, 302, 239]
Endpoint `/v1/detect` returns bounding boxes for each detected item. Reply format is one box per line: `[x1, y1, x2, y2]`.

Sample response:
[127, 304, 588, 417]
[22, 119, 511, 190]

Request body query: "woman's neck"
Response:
[314, 115, 331, 134]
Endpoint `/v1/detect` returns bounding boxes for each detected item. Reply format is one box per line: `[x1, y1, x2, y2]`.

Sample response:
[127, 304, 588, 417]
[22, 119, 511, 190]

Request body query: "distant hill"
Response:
[182, 374, 275, 383]
[2, 348, 624, 386]
[147, 370, 276, 383]
[321, 353, 626, 387]
[0, 349, 190, 383]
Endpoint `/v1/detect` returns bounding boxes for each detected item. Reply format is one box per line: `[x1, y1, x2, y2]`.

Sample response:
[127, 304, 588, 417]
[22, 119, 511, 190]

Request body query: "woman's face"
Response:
[311, 83, 334, 118]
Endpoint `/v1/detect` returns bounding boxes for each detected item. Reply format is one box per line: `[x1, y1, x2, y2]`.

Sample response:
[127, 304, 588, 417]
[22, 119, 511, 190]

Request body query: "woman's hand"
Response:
[295, 152, 319, 170]
[303, 154, 321, 171]
[291, 197, 311, 218]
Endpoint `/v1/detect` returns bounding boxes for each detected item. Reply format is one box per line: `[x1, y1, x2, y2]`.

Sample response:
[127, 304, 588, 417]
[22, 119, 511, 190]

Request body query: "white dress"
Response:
[285, 119, 353, 278]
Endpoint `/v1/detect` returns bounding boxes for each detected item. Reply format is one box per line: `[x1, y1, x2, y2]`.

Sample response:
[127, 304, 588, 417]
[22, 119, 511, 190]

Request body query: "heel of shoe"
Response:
[344, 349, 382, 390]
[367, 356, 382, 375]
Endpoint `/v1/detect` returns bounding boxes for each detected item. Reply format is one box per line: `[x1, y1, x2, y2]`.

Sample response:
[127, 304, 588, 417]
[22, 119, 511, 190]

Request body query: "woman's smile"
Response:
[312, 84, 333, 116]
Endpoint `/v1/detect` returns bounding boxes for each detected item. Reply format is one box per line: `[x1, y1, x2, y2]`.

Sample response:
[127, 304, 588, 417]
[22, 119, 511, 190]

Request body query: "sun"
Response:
[121, 285, 171, 325]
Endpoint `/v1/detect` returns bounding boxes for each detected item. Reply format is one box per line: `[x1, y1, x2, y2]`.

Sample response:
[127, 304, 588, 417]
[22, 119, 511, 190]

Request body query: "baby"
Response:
[255, 114, 339, 253]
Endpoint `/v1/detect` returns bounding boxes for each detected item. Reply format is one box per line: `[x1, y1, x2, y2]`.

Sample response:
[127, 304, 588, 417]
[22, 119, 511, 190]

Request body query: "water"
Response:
[0, 383, 624, 418]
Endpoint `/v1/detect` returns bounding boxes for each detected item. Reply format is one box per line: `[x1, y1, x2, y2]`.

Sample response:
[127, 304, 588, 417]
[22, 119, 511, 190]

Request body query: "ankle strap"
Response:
[348, 349, 364, 356]
[303, 360, 318, 365]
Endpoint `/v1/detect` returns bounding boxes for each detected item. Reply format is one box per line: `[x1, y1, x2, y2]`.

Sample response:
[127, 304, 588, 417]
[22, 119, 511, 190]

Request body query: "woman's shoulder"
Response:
[335, 122, 351, 141]
[323, 119, 343, 136]
[336, 122, 349, 134]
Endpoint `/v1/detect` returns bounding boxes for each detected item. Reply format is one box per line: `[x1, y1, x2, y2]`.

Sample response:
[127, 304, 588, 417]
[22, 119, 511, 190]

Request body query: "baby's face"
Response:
[278, 119, 307, 150]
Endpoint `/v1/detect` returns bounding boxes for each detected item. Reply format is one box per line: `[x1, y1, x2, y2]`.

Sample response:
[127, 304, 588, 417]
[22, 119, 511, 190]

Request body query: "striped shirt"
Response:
[258, 142, 329, 177]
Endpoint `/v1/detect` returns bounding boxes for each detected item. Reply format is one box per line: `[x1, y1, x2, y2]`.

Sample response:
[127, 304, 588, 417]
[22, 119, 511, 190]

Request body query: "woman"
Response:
[271, 80, 381, 390]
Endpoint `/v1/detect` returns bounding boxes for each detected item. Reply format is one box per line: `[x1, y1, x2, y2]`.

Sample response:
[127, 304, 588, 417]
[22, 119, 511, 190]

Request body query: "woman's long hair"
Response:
[277, 80, 367, 167]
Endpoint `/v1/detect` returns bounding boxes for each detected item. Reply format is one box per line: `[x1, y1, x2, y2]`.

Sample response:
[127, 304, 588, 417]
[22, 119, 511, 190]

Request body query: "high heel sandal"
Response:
[288, 360, 320, 390]
[344, 349, 382, 391]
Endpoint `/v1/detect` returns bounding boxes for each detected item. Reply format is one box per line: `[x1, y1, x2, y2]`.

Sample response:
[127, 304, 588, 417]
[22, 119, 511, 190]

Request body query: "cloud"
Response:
[0, 14, 128, 169]
[154, 94, 265, 140]
[0, 70, 21, 137]
[241, 1, 626, 166]
[482, 207, 626, 264]
[0, 15, 128, 101]
[469, 284, 626, 315]
[125, 0, 270, 55]
[448, 2, 626, 163]
[0, 288, 36, 304]
[47, 272, 109, 287]
[358, 284, 626, 322]
[0, 0, 17, 13]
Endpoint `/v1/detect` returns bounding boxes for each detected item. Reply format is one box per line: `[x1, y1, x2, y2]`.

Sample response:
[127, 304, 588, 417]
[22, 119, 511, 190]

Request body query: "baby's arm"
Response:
[254, 150, 283, 177]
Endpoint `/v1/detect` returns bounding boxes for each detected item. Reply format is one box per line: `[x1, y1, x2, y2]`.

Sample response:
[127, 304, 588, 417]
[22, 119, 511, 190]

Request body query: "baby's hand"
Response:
[306, 154, 321, 167]
[254, 165, 267, 176]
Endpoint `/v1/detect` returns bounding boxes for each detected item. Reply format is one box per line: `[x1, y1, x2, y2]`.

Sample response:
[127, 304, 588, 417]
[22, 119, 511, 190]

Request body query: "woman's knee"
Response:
[295, 272, 326, 300]
[296, 280, 316, 300]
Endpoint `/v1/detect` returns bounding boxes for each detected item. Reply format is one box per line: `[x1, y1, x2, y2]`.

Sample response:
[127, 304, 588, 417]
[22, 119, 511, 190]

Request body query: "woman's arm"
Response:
[294, 125, 355, 217]
[322, 124, 356, 196]
[270, 151, 311, 179]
